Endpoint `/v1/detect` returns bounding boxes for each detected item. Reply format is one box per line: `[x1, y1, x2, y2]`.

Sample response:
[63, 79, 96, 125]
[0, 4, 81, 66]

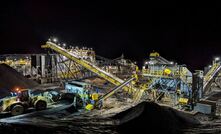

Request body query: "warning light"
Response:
[14, 88, 21, 93]
[53, 38, 57, 43]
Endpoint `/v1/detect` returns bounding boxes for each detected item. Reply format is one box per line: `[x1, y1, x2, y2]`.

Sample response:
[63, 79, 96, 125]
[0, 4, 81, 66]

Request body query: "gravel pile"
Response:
[113, 102, 200, 134]
[0, 64, 38, 98]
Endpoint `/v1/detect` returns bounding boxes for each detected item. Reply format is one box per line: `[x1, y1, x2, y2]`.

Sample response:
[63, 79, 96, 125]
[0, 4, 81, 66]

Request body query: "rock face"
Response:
[0, 64, 38, 98]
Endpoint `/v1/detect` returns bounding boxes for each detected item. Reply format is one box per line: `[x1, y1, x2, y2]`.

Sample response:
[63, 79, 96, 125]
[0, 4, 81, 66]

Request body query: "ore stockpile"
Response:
[0, 102, 199, 134]
[0, 64, 38, 98]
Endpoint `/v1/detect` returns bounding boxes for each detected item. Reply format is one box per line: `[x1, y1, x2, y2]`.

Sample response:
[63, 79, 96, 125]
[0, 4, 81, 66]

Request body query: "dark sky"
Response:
[0, 1, 220, 70]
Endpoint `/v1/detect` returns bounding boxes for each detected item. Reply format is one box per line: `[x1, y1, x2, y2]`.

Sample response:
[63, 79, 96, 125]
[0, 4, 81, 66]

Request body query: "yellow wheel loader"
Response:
[0, 89, 47, 116]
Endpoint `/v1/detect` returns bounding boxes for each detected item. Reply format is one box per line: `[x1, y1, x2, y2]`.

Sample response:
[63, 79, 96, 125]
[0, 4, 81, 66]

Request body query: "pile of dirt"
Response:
[113, 102, 200, 134]
[0, 101, 200, 134]
[0, 64, 38, 98]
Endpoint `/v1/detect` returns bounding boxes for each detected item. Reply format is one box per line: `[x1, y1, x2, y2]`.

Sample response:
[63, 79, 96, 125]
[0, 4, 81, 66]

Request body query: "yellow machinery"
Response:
[149, 52, 160, 57]
[85, 93, 99, 111]
[85, 77, 136, 110]
[178, 97, 189, 105]
[178, 97, 191, 110]
[0, 59, 29, 66]
[164, 68, 172, 75]
[142, 51, 193, 108]
[42, 41, 145, 102]
[0, 88, 48, 116]
[64, 78, 135, 111]
[203, 62, 221, 92]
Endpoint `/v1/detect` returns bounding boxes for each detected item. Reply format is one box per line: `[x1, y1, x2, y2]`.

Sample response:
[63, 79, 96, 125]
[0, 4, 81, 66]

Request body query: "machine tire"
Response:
[50, 91, 60, 102]
[11, 104, 24, 116]
[61, 93, 83, 108]
[35, 100, 47, 111]
[60, 93, 75, 103]
[75, 94, 83, 109]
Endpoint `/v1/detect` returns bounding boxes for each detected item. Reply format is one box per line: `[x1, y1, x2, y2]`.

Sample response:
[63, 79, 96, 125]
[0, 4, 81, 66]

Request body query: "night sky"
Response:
[0, 1, 220, 71]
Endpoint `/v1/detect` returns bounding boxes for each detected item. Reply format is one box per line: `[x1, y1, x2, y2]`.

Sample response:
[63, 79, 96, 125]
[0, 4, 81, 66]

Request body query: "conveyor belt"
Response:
[42, 42, 144, 102]
[203, 63, 221, 92]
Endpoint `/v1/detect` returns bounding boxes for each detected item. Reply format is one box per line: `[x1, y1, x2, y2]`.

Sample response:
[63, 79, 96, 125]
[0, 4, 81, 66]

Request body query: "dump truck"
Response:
[0, 88, 48, 116]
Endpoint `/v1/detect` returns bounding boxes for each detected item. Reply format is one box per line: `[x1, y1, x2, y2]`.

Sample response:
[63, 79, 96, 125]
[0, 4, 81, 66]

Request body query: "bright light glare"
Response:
[53, 38, 57, 42]
[149, 61, 154, 65]
[215, 57, 220, 61]
[16, 88, 19, 91]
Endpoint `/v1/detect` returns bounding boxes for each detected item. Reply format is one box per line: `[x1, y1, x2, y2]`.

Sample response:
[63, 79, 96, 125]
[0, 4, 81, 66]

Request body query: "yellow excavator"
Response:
[0, 88, 48, 116]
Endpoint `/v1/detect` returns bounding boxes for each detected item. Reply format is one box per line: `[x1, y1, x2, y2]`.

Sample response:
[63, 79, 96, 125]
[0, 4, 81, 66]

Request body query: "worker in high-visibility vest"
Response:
[85, 92, 100, 111]
[92, 93, 99, 101]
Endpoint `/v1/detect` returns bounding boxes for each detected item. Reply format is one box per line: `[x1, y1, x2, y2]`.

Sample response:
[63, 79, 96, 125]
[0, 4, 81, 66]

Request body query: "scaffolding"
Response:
[41, 41, 147, 102]
[142, 52, 192, 105]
